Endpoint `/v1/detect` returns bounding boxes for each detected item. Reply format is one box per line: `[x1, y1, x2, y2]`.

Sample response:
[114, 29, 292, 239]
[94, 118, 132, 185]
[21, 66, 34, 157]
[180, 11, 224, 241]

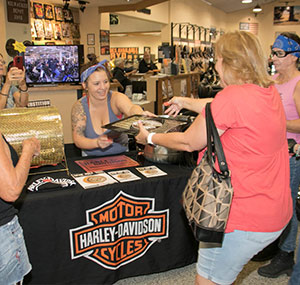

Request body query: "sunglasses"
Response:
[271, 50, 299, 58]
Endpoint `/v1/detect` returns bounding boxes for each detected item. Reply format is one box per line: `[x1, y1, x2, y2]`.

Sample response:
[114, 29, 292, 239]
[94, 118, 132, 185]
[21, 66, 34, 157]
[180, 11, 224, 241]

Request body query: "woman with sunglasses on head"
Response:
[258, 33, 300, 283]
[0, 53, 29, 109]
[72, 60, 151, 157]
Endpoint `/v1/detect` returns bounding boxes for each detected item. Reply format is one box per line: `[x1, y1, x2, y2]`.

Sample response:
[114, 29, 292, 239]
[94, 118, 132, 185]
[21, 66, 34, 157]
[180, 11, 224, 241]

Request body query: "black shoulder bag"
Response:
[182, 102, 233, 244]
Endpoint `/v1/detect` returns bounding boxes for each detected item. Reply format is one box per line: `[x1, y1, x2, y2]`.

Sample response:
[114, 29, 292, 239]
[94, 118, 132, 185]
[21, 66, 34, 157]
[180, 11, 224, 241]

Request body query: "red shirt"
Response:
[202, 84, 292, 233]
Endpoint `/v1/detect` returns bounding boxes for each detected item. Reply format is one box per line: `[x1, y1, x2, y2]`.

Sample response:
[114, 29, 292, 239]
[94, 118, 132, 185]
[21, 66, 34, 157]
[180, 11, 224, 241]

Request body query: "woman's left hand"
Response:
[135, 121, 149, 145]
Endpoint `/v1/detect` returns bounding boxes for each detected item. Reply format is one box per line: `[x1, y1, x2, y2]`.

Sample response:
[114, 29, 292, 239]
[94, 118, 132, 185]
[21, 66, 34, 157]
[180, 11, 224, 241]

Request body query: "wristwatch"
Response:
[147, 133, 156, 146]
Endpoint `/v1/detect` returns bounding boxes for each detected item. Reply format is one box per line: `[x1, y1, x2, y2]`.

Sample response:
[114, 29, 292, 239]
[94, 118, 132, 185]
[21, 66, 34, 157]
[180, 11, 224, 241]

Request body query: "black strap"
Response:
[205, 103, 229, 177]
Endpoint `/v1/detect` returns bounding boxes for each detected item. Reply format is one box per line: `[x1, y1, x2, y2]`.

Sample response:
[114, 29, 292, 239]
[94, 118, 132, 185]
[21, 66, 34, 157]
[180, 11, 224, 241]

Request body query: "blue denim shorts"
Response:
[196, 228, 284, 285]
[0, 216, 32, 284]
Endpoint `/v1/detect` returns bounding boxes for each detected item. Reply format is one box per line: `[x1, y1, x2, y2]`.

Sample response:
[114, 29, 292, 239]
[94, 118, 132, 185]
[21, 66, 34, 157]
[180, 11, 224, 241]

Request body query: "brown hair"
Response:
[215, 31, 273, 88]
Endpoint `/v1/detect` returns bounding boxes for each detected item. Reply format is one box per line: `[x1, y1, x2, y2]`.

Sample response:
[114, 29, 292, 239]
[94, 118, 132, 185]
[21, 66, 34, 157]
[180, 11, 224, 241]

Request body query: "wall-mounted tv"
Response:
[24, 45, 82, 86]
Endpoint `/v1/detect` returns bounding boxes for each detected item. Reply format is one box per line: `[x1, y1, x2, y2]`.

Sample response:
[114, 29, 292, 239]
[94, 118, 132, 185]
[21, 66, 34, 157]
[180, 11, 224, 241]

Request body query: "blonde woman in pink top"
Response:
[258, 33, 300, 285]
[136, 31, 292, 285]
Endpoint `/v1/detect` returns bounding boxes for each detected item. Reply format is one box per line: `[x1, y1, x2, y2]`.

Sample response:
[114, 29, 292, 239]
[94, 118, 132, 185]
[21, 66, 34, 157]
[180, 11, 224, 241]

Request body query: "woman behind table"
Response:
[0, 53, 29, 109]
[0, 134, 40, 283]
[71, 61, 146, 157]
[136, 31, 292, 285]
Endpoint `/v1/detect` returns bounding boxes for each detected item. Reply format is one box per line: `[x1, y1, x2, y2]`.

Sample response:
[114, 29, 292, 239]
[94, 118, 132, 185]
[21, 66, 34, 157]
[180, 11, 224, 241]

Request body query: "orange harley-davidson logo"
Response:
[69, 191, 169, 269]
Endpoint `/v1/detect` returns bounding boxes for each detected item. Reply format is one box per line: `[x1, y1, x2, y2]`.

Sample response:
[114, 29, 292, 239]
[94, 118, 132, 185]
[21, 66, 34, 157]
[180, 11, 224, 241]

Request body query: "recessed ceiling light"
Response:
[242, 0, 252, 3]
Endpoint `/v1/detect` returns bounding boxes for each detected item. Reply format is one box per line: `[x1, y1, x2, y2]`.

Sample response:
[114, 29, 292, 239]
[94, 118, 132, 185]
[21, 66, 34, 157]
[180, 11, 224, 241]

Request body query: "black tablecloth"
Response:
[15, 154, 198, 284]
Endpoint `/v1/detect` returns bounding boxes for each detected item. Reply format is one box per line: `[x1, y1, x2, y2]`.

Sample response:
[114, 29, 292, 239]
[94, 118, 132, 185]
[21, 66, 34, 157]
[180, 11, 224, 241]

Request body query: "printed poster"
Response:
[75, 155, 139, 172]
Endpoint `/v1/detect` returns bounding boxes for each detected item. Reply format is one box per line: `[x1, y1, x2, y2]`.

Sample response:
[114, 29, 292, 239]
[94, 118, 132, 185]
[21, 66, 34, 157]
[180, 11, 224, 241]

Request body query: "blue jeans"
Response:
[0, 216, 31, 285]
[197, 229, 284, 285]
[288, 157, 300, 285]
[280, 157, 300, 253]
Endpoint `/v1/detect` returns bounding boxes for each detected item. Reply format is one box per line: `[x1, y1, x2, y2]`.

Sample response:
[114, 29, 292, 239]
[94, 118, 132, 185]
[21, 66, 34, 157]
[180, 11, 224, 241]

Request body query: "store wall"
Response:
[79, 6, 101, 63]
[0, 0, 6, 58]
[118, 1, 169, 24]
[1, 0, 31, 62]
[110, 34, 161, 59]
[169, 0, 227, 34]
[226, 0, 300, 56]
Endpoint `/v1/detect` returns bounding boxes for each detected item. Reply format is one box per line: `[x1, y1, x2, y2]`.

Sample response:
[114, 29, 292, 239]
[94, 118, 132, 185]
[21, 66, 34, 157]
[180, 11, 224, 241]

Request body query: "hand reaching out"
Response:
[164, 97, 184, 117]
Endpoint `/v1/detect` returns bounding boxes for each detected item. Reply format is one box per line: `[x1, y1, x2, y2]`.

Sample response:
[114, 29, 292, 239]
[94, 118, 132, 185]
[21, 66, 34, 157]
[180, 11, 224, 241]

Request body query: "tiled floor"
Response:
[115, 230, 300, 285]
[115, 260, 290, 284]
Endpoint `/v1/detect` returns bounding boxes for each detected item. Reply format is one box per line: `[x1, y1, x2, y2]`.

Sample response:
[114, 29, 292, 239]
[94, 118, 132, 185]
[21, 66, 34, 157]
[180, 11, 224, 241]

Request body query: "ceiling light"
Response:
[242, 0, 252, 3]
[253, 4, 262, 13]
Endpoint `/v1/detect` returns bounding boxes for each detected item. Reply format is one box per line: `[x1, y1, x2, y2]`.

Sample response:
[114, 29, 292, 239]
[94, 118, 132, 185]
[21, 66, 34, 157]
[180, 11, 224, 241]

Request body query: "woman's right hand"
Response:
[164, 97, 185, 117]
[96, 135, 113, 149]
[22, 137, 41, 157]
[6, 67, 25, 86]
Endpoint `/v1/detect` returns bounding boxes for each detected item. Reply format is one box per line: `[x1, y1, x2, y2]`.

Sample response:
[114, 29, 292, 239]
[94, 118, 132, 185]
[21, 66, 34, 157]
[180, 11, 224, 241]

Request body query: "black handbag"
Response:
[182, 103, 233, 244]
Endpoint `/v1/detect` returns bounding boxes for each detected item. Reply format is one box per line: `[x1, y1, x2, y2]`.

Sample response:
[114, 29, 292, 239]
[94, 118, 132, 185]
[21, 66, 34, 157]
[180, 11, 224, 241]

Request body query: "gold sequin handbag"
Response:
[182, 103, 233, 244]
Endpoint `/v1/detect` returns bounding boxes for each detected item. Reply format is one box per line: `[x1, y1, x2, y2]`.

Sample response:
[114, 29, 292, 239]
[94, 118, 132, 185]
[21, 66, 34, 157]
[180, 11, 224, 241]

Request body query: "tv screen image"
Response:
[24, 45, 80, 85]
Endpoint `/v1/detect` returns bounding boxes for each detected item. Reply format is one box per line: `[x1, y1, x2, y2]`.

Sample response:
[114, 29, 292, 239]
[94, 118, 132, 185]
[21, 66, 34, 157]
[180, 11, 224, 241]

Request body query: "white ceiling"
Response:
[205, 0, 278, 13]
[46, 0, 280, 13]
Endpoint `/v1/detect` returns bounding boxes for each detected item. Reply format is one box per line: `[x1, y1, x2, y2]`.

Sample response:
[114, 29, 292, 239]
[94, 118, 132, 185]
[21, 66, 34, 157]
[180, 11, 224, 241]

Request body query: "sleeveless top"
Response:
[274, 74, 300, 143]
[0, 81, 18, 109]
[0, 136, 19, 226]
[81, 91, 128, 156]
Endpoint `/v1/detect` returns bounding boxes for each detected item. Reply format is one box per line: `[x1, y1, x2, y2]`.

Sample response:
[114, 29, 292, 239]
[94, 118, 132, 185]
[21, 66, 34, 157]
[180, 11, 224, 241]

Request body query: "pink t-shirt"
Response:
[273, 74, 300, 144]
[202, 84, 292, 233]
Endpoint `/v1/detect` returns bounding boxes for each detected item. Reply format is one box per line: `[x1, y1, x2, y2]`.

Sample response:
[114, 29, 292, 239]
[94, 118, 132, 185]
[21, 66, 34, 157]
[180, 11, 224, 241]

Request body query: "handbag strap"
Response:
[205, 103, 230, 177]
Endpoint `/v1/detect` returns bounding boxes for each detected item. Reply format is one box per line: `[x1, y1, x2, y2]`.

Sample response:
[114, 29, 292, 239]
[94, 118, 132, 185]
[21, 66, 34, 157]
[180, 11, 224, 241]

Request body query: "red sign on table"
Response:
[75, 155, 139, 172]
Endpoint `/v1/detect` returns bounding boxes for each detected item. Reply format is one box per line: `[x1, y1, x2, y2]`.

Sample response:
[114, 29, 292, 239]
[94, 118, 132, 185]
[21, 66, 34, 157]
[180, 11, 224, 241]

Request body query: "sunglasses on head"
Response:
[271, 50, 298, 58]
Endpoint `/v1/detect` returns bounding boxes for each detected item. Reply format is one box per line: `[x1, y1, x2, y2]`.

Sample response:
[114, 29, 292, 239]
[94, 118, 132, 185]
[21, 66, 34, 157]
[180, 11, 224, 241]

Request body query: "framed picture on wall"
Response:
[100, 30, 110, 55]
[34, 19, 45, 38]
[87, 33, 95, 45]
[71, 24, 81, 39]
[33, 2, 44, 19]
[44, 20, 53, 39]
[63, 8, 74, 23]
[88, 47, 95, 54]
[53, 22, 62, 40]
[54, 6, 64, 21]
[44, 4, 54, 20]
[61, 22, 71, 38]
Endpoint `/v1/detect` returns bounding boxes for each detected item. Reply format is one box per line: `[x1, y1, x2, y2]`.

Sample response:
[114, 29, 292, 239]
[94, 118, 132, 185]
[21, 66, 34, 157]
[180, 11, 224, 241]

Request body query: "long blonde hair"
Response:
[215, 31, 273, 88]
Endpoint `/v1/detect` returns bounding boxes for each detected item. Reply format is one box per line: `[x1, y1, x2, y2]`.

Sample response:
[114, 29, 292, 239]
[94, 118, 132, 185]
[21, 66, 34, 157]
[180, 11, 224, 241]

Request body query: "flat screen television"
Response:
[24, 45, 82, 86]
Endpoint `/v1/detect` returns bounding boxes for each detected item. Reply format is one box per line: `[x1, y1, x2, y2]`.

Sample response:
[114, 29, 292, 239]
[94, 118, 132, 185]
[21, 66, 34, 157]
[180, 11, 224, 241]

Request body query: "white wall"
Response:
[79, 6, 101, 62]
[118, 1, 169, 24]
[226, 0, 300, 56]
[170, 0, 227, 33]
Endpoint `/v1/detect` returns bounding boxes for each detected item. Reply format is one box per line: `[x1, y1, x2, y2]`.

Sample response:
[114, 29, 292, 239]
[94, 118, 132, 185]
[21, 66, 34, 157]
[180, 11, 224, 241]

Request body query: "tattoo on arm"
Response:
[72, 102, 86, 136]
